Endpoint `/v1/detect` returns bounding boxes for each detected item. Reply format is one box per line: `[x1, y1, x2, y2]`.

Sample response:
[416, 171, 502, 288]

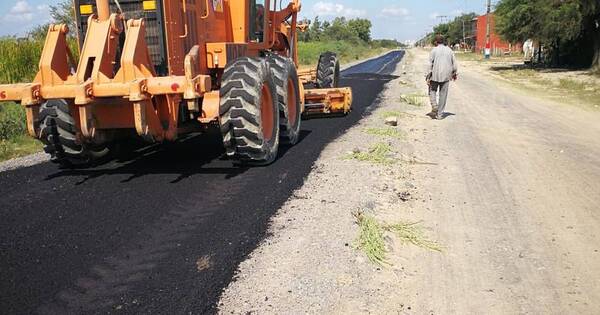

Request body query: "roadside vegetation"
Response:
[297, 16, 402, 66]
[0, 1, 78, 162]
[298, 40, 393, 67]
[0, 103, 42, 160]
[493, 66, 600, 110]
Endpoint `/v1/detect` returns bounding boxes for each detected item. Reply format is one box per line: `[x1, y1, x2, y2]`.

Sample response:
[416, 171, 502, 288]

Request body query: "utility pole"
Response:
[485, 0, 491, 59]
[436, 15, 448, 25]
[462, 19, 466, 51]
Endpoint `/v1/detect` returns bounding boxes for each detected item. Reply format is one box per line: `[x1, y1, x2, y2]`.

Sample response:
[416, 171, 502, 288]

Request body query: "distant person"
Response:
[426, 35, 458, 120]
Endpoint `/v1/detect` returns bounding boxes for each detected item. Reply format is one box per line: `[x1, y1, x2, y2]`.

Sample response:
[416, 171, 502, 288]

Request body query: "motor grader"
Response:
[0, 0, 352, 166]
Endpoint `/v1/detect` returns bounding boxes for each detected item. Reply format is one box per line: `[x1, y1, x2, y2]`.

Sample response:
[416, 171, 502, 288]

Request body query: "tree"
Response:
[28, 0, 76, 39]
[308, 16, 322, 41]
[429, 13, 477, 46]
[347, 18, 372, 42]
[495, 0, 544, 43]
[50, 0, 77, 32]
[323, 17, 364, 42]
[495, 0, 600, 69]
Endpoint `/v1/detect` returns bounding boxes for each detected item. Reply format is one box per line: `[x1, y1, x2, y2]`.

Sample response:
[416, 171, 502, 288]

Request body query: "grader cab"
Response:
[0, 0, 352, 166]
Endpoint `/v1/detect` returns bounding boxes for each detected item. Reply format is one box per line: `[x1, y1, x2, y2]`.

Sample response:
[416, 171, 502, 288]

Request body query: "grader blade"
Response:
[302, 87, 353, 118]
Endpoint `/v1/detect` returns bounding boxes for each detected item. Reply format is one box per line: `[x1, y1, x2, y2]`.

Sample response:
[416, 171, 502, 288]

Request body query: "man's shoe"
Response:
[427, 111, 438, 119]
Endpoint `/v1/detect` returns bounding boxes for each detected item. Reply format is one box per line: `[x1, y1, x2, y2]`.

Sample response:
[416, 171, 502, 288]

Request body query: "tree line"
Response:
[298, 16, 401, 48]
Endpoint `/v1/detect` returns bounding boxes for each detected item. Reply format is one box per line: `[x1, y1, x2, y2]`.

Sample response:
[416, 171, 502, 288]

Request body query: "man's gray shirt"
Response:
[426, 44, 458, 82]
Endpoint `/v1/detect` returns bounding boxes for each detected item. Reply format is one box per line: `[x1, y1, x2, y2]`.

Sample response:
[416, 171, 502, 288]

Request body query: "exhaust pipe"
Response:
[96, 0, 110, 21]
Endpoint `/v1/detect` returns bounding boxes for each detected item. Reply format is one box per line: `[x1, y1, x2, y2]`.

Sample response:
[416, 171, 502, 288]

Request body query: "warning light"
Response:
[143, 1, 157, 11]
[80, 4, 93, 15]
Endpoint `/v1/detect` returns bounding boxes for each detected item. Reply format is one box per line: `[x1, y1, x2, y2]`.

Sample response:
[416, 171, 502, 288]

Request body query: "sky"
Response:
[0, 0, 497, 41]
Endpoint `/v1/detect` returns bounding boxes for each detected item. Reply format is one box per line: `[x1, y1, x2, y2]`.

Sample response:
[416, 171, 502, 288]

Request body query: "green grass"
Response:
[557, 78, 589, 91]
[0, 102, 41, 161]
[345, 142, 395, 165]
[353, 211, 388, 265]
[0, 38, 44, 84]
[298, 40, 391, 67]
[364, 127, 404, 139]
[385, 221, 442, 252]
[0, 135, 42, 161]
[0, 37, 45, 162]
[0, 36, 79, 161]
[0, 102, 27, 141]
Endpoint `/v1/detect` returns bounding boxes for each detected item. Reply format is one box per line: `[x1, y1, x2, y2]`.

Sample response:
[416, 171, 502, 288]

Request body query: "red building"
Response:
[475, 13, 521, 54]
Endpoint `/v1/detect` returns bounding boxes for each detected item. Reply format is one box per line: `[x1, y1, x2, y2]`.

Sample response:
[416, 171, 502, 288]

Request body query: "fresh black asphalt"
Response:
[0, 50, 404, 314]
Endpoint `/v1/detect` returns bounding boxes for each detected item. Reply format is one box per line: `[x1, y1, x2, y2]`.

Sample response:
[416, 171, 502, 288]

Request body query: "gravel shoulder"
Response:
[0, 152, 48, 172]
[218, 48, 600, 314]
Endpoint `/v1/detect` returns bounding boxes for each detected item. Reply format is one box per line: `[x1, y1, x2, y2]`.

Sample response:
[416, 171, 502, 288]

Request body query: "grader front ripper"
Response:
[0, 0, 352, 166]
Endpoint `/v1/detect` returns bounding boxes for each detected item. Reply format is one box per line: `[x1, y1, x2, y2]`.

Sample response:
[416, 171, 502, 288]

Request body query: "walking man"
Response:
[426, 35, 458, 120]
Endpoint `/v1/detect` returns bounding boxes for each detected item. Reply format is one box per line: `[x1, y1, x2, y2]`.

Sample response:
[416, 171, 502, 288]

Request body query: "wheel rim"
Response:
[260, 82, 274, 141]
[286, 78, 298, 126]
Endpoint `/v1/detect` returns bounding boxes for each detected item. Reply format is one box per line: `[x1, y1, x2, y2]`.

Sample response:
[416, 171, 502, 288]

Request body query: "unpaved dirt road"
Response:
[218, 49, 600, 314]
[401, 50, 600, 314]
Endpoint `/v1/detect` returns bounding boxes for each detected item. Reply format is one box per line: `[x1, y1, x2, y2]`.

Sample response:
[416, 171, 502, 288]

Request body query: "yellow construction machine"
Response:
[0, 0, 352, 166]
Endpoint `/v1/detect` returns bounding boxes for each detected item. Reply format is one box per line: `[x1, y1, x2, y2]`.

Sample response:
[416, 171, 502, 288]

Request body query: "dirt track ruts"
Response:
[0, 51, 404, 314]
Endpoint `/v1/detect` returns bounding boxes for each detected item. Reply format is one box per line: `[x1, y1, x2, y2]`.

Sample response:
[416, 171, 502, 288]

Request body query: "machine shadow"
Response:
[45, 129, 314, 184]
[45, 130, 242, 184]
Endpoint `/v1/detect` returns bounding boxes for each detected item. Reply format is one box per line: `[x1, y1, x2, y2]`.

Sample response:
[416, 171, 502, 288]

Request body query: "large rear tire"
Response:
[268, 54, 301, 145]
[316, 52, 340, 89]
[219, 57, 279, 164]
[38, 99, 109, 167]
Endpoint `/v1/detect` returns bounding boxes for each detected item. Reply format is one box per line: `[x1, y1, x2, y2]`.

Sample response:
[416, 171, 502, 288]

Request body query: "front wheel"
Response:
[38, 99, 109, 168]
[219, 57, 279, 165]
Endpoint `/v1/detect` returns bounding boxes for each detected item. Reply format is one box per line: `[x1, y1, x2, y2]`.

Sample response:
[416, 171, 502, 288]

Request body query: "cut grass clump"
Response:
[381, 110, 402, 118]
[364, 127, 404, 139]
[353, 211, 388, 265]
[400, 93, 427, 106]
[380, 110, 414, 119]
[345, 142, 395, 165]
[385, 221, 442, 252]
